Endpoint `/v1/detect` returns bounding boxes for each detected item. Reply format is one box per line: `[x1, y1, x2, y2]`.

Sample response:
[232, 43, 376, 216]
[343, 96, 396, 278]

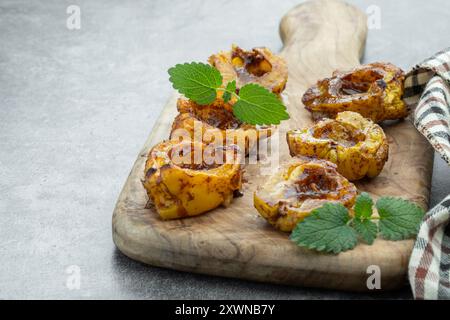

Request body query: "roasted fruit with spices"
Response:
[254, 157, 357, 232]
[143, 140, 242, 219]
[208, 45, 288, 95]
[170, 98, 272, 154]
[302, 62, 408, 122]
[287, 111, 389, 181]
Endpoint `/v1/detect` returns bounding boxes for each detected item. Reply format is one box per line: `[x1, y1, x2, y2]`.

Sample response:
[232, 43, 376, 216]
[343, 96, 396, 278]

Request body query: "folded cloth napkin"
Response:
[404, 48, 450, 299]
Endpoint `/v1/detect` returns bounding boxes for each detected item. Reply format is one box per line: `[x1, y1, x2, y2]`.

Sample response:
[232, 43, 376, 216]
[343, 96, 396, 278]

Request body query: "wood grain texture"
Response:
[112, 0, 434, 291]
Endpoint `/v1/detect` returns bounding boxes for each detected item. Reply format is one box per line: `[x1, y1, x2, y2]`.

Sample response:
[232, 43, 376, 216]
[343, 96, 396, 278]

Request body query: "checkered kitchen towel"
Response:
[404, 48, 450, 299]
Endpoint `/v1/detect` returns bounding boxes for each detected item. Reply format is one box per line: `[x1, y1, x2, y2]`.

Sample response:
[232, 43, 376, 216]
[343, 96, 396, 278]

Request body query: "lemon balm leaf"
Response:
[376, 197, 425, 240]
[290, 203, 357, 254]
[354, 192, 374, 219]
[233, 83, 290, 125]
[168, 62, 222, 105]
[290, 196, 425, 254]
[353, 219, 378, 245]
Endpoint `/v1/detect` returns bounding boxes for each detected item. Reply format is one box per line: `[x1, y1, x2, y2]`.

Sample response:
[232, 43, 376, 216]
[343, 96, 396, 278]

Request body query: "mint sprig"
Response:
[290, 203, 358, 254]
[168, 62, 222, 105]
[353, 219, 378, 245]
[233, 84, 290, 125]
[290, 193, 425, 254]
[376, 197, 424, 240]
[354, 192, 373, 218]
[168, 62, 289, 125]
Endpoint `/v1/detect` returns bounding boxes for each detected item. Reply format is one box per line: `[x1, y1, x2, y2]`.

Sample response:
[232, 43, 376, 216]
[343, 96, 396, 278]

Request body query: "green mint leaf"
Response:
[376, 197, 425, 240]
[353, 219, 378, 245]
[354, 192, 373, 219]
[233, 83, 290, 125]
[290, 203, 357, 254]
[222, 80, 236, 103]
[168, 62, 222, 105]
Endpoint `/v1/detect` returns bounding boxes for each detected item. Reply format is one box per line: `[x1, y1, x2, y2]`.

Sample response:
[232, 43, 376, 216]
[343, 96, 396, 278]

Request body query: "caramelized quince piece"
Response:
[170, 98, 273, 154]
[209, 45, 288, 95]
[143, 141, 242, 219]
[287, 111, 389, 181]
[254, 157, 357, 232]
[302, 62, 408, 122]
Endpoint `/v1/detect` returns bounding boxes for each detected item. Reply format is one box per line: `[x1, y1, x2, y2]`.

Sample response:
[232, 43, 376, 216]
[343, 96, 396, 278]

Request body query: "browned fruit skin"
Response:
[208, 45, 288, 95]
[286, 111, 389, 181]
[254, 157, 357, 232]
[302, 62, 408, 122]
[170, 98, 273, 154]
[143, 140, 242, 219]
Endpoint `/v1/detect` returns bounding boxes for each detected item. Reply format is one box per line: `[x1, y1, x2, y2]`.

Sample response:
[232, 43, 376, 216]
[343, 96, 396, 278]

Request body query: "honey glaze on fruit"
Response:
[302, 62, 408, 122]
[209, 45, 288, 95]
[254, 157, 357, 232]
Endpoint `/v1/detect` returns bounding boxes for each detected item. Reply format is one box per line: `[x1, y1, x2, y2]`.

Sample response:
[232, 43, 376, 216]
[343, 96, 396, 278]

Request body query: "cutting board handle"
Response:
[279, 0, 367, 85]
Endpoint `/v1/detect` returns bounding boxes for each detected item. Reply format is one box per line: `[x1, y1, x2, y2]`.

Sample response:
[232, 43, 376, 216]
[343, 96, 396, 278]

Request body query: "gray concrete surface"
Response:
[1, 0, 449, 299]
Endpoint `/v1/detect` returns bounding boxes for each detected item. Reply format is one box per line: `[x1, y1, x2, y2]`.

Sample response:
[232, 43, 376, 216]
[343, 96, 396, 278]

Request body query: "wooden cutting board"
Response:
[112, 0, 434, 291]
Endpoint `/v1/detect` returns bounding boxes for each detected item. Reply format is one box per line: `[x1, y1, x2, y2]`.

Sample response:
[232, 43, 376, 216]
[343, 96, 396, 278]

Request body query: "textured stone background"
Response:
[1, 0, 449, 299]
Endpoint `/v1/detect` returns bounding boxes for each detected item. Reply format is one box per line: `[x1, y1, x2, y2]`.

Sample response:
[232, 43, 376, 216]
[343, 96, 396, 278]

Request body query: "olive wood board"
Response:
[112, 0, 434, 291]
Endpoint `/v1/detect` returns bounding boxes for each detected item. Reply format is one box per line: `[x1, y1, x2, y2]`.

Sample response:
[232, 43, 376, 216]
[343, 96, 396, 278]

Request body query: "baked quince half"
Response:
[302, 62, 408, 122]
[143, 140, 242, 219]
[287, 111, 388, 181]
[170, 98, 272, 154]
[254, 157, 357, 232]
[208, 45, 288, 95]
